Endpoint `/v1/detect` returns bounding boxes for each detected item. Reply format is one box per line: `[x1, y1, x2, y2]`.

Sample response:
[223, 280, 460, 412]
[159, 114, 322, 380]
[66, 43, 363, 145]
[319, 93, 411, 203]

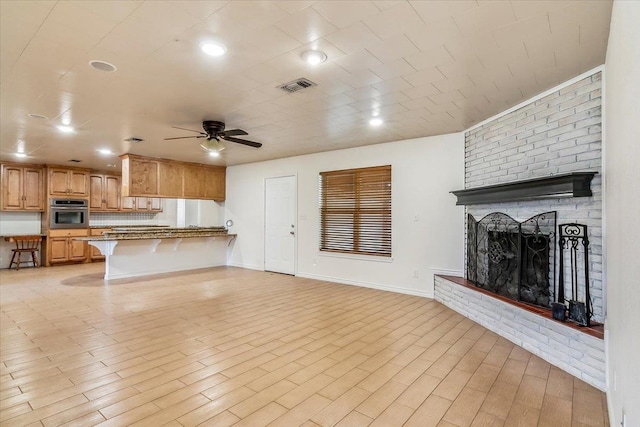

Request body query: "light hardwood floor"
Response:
[0, 264, 608, 427]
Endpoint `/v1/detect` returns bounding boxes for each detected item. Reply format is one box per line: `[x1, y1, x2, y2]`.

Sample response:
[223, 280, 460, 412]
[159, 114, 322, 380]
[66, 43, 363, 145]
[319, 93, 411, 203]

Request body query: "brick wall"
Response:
[464, 73, 603, 322]
[435, 276, 606, 391]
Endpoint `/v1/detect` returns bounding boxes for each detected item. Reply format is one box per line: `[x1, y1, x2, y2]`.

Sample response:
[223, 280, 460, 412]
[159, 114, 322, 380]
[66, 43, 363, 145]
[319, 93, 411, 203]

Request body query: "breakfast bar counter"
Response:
[78, 227, 235, 280]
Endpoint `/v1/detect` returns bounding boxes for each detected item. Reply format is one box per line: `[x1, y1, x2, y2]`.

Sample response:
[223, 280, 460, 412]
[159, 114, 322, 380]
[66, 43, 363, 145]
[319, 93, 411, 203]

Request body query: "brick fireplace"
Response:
[435, 71, 605, 390]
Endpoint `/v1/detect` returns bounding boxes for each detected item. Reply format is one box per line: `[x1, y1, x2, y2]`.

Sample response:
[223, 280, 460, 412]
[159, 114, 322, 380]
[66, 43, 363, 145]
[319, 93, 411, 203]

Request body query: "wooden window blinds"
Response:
[319, 165, 391, 257]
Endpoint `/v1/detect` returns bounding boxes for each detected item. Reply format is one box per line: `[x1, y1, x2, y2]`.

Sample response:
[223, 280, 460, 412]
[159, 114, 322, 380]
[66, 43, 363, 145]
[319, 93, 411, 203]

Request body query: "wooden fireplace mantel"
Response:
[451, 172, 597, 205]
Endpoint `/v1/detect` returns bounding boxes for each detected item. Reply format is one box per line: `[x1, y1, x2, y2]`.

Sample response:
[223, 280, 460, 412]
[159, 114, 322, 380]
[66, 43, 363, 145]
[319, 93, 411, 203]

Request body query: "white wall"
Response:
[184, 200, 224, 227]
[0, 211, 42, 267]
[604, 1, 640, 425]
[226, 133, 465, 298]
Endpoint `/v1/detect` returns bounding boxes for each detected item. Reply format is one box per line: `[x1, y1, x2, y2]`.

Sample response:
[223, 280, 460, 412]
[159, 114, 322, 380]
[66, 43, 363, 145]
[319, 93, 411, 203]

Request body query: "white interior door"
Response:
[265, 175, 296, 274]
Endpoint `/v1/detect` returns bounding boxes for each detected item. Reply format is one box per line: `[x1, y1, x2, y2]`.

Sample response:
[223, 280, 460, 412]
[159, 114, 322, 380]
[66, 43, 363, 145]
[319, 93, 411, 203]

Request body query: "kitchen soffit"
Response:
[0, 1, 613, 170]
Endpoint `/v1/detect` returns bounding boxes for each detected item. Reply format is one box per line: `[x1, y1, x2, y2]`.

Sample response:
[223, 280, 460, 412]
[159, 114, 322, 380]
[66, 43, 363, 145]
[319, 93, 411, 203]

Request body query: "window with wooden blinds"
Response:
[319, 165, 391, 257]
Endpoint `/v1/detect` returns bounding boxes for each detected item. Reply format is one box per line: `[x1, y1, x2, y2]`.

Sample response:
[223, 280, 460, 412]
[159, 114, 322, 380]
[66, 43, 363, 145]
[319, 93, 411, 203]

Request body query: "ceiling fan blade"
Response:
[171, 126, 207, 135]
[222, 136, 262, 148]
[164, 135, 207, 140]
[220, 129, 248, 137]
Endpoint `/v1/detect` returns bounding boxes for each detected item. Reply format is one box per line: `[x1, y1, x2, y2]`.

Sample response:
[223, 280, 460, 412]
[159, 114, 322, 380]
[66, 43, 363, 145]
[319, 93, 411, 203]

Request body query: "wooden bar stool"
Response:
[9, 235, 42, 270]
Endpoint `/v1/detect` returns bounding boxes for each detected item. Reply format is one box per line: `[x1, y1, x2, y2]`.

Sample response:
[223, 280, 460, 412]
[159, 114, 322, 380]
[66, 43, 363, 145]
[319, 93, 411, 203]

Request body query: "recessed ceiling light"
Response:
[369, 118, 383, 126]
[28, 113, 49, 120]
[98, 149, 113, 155]
[89, 60, 117, 72]
[57, 125, 75, 133]
[301, 50, 327, 65]
[15, 153, 27, 158]
[200, 41, 227, 57]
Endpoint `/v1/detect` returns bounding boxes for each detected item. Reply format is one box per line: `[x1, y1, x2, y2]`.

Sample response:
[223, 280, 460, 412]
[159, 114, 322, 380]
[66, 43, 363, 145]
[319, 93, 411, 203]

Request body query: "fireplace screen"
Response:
[467, 211, 557, 308]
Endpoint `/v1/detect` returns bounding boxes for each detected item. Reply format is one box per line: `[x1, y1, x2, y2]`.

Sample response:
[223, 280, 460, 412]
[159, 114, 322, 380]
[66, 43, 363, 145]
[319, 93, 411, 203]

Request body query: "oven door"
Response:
[50, 207, 88, 229]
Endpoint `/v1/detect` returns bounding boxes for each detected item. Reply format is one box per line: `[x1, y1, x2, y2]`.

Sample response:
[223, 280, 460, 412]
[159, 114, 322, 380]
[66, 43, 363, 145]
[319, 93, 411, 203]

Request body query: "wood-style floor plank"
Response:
[0, 264, 608, 426]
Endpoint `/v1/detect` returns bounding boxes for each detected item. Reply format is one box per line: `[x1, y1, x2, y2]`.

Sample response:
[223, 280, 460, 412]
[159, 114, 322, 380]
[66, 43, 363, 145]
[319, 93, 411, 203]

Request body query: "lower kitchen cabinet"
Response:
[47, 229, 88, 265]
[90, 228, 111, 261]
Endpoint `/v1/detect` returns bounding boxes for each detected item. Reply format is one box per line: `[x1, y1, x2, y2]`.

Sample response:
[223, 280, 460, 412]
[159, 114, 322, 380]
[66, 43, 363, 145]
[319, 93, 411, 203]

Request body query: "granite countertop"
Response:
[76, 227, 234, 241]
[89, 225, 171, 229]
[110, 226, 226, 232]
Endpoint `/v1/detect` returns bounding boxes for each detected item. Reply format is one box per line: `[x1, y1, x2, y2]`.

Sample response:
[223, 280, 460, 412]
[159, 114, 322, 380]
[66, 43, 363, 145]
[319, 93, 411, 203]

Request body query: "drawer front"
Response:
[90, 228, 112, 236]
[49, 229, 88, 238]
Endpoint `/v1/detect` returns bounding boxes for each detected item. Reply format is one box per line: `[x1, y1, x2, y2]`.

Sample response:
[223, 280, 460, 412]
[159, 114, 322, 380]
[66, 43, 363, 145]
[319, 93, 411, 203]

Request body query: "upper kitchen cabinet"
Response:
[204, 166, 225, 200]
[123, 156, 159, 196]
[1, 163, 45, 211]
[90, 173, 120, 211]
[121, 154, 225, 201]
[183, 165, 207, 199]
[48, 167, 90, 197]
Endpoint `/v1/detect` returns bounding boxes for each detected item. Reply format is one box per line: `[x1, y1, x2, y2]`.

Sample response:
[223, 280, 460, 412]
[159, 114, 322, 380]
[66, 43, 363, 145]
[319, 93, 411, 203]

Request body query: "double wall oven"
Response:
[49, 199, 89, 229]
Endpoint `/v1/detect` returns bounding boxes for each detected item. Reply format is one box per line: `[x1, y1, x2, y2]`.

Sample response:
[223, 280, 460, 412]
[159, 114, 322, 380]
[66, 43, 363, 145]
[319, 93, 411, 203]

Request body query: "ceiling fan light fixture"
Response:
[200, 41, 227, 57]
[369, 118, 383, 126]
[200, 138, 226, 153]
[301, 50, 327, 65]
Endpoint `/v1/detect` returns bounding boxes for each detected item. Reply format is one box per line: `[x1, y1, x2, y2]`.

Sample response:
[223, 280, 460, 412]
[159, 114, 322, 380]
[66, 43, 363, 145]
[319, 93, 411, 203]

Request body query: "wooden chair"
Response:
[9, 235, 42, 270]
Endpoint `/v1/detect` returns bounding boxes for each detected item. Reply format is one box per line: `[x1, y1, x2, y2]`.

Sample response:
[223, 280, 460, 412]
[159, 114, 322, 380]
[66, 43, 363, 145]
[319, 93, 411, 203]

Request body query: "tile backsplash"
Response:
[90, 212, 165, 226]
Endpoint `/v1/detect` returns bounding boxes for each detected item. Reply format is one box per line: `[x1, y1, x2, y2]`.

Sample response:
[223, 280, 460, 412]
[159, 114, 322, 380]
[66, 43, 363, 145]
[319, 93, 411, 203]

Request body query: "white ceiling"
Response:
[0, 0, 612, 171]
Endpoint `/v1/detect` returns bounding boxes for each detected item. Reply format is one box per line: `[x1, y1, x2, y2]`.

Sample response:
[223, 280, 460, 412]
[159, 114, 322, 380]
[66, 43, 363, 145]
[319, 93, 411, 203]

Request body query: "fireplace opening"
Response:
[467, 211, 556, 308]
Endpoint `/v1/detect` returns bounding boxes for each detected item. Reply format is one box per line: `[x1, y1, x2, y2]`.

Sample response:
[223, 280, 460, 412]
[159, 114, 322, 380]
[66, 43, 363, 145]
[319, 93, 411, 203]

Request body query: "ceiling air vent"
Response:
[124, 137, 144, 143]
[278, 78, 316, 93]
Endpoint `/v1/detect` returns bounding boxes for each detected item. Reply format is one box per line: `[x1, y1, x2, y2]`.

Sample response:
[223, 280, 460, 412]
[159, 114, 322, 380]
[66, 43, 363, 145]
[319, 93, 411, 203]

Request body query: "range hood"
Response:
[451, 172, 597, 205]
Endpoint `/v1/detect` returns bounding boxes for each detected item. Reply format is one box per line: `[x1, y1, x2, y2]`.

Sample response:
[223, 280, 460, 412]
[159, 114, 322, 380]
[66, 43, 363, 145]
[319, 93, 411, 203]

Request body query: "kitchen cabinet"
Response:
[182, 165, 207, 198]
[47, 229, 88, 265]
[123, 156, 159, 196]
[149, 197, 162, 212]
[48, 167, 89, 197]
[1, 163, 45, 211]
[90, 174, 120, 211]
[90, 228, 111, 261]
[120, 196, 162, 212]
[121, 154, 225, 201]
[204, 166, 225, 200]
[121, 196, 136, 211]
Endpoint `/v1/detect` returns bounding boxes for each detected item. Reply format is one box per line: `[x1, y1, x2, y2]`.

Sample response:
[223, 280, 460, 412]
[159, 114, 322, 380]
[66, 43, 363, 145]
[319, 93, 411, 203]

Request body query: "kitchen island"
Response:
[78, 227, 235, 280]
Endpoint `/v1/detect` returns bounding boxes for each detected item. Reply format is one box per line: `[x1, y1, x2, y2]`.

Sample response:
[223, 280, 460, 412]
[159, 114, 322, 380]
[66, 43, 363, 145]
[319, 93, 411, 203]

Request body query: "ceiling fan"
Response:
[164, 121, 262, 152]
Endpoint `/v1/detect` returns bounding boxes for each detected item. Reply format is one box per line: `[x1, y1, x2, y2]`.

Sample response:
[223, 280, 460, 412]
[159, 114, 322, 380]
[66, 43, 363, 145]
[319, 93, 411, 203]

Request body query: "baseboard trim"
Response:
[296, 272, 434, 299]
[227, 262, 264, 271]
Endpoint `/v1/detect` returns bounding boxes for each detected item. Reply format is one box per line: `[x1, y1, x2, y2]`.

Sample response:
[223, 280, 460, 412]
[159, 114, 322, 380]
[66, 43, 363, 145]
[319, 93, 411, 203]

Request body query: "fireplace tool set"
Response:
[552, 223, 592, 326]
